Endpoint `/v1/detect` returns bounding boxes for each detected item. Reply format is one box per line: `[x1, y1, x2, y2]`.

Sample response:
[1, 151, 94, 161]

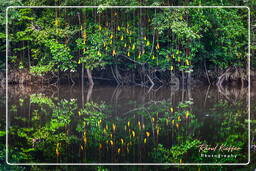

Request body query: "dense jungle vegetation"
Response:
[0, 0, 256, 170]
[0, 0, 254, 87]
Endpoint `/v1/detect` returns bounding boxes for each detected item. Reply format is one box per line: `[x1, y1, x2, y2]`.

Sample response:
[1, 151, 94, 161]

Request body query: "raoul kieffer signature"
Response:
[198, 144, 241, 152]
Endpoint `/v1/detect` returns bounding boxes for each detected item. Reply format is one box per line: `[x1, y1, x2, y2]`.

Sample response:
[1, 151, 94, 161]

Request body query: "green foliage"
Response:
[151, 139, 202, 163]
[45, 39, 77, 72]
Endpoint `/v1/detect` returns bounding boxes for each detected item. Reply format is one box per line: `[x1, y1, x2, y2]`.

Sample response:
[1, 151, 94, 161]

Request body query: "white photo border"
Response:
[5, 5, 251, 166]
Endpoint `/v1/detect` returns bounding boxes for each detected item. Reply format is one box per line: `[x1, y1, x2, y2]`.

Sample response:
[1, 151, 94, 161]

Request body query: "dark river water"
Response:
[1, 84, 250, 164]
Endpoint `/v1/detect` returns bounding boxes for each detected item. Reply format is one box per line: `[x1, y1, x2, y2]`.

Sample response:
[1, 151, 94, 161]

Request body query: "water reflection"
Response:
[3, 85, 249, 163]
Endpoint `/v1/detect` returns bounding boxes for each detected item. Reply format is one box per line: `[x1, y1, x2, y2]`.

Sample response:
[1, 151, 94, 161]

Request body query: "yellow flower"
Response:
[112, 123, 116, 131]
[172, 53, 175, 58]
[178, 116, 181, 121]
[110, 133, 113, 138]
[97, 51, 101, 56]
[170, 107, 174, 112]
[110, 140, 114, 146]
[112, 50, 116, 56]
[127, 121, 130, 127]
[120, 138, 124, 145]
[146, 41, 150, 46]
[99, 143, 102, 149]
[186, 111, 189, 119]
[83, 135, 87, 144]
[80, 145, 83, 150]
[128, 52, 130, 57]
[83, 31, 87, 40]
[152, 117, 155, 122]
[186, 59, 189, 65]
[156, 127, 160, 135]
[117, 25, 121, 31]
[176, 123, 179, 128]
[138, 52, 141, 59]
[120, 35, 124, 40]
[97, 119, 102, 126]
[144, 138, 147, 144]
[118, 148, 121, 154]
[103, 42, 106, 47]
[124, 43, 127, 47]
[172, 120, 175, 125]
[152, 55, 155, 60]
[178, 57, 181, 62]
[146, 131, 150, 137]
[132, 130, 135, 137]
[137, 121, 141, 127]
[166, 119, 169, 125]
[132, 44, 135, 50]
[170, 66, 174, 71]
[110, 34, 113, 39]
[99, 25, 102, 31]
[156, 43, 160, 49]
[142, 124, 145, 129]
[110, 40, 112, 45]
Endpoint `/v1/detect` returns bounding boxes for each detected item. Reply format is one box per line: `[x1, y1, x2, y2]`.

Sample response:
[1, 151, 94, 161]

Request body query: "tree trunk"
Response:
[86, 68, 94, 85]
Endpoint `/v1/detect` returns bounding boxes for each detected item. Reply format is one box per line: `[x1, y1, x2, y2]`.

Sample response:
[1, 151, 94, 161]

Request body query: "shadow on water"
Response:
[0, 84, 250, 164]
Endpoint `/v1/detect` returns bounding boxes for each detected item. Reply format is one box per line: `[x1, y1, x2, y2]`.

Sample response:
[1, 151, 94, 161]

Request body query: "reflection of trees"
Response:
[6, 84, 249, 163]
[217, 85, 249, 104]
